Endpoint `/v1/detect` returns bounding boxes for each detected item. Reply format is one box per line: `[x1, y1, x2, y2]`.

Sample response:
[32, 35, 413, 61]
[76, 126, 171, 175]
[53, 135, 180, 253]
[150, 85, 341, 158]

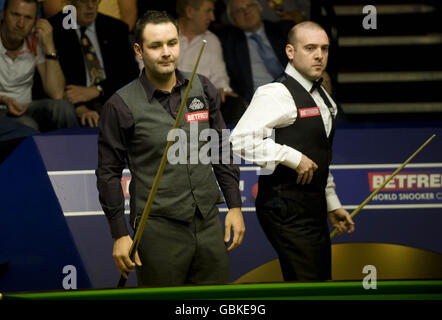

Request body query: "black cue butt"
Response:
[118, 275, 127, 288]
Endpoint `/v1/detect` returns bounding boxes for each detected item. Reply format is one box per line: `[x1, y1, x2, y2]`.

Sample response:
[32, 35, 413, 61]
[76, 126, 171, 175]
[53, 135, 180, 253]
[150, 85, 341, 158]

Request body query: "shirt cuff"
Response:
[281, 147, 302, 170]
[223, 186, 243, 209]
[326, 193, 342, 212]
[108, 215, 130, 239]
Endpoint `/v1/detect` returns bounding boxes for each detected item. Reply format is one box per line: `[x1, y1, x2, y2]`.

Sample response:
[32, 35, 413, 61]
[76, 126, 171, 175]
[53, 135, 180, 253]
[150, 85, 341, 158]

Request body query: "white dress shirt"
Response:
[178, 30, 232, 92]
[230, 63, 342, 211]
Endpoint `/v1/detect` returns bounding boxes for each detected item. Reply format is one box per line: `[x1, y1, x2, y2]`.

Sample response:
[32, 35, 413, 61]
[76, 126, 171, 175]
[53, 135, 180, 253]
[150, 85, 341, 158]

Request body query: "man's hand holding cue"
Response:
[113, 235, 142, 279]
[328, 208, 355, 235]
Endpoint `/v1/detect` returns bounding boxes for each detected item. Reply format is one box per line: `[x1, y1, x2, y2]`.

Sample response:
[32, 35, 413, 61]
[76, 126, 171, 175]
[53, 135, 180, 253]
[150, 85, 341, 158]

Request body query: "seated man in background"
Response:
[263, 0, 308, 23]
[42, 0, 138, 31]
[48, 0, 139, 127]
[137, 0, 178, 19]
[216, 0, 293, 102]
[176, 0, 236, 103]
[0, 0, 78, 132]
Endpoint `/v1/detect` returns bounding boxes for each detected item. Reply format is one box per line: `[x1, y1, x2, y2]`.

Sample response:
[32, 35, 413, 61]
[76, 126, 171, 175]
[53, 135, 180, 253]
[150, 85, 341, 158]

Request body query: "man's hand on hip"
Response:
[295, 154, 318, 185]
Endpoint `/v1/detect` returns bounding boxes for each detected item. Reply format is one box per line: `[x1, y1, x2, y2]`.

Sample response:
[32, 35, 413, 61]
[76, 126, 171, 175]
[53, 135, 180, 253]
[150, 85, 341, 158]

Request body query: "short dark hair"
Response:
[134, 10, 179, 46]
[3, 0, 39, 13]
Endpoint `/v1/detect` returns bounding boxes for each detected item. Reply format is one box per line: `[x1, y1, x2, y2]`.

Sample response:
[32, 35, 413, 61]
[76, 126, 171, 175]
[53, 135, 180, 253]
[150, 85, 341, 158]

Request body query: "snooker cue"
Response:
[330, 134, 436, 239]
[117, 40, 207, 288]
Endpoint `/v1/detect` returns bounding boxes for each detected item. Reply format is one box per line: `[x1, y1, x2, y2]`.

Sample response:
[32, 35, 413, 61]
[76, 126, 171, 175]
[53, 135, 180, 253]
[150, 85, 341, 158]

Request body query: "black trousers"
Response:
[136, 206, 229, 286]
[256, 196, 331, 281]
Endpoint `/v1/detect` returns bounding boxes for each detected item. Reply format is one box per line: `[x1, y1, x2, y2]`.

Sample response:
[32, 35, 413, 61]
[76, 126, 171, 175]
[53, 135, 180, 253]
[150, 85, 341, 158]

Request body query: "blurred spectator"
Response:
[177, 0, 235, 103]
[40, 0, 61, 17]
[216, 0, 293, 102]
[47, 0, 139, 127]
[98, 0, 137, 31]
[213, 0, 307, 27]
[41, 0, 137, 31]
[263, 0, 309, 23]
[137, 0, 177, 18]
[0, 0, 78, 132]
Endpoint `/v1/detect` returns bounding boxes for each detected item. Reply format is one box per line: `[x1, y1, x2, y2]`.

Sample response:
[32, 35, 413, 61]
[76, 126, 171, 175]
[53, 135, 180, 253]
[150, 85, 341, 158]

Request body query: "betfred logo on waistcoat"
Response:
[185, 111, 209, 122]
[299, 107, 320, 118]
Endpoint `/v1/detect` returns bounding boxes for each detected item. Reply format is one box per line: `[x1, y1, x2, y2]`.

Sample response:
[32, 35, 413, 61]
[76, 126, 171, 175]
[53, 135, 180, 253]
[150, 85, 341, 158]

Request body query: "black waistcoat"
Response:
[256, 74, 336, 208]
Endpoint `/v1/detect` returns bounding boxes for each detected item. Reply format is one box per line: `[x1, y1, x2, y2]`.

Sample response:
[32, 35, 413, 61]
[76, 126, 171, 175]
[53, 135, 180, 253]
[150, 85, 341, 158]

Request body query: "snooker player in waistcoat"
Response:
[230, 21, 355, 281]
[96, 10, 245, 286]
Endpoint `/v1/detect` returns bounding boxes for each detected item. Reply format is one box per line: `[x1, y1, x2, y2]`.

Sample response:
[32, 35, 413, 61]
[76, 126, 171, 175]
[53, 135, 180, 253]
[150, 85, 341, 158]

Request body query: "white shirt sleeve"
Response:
[230, 82, 302, 171]
[325, 172, 342, 212]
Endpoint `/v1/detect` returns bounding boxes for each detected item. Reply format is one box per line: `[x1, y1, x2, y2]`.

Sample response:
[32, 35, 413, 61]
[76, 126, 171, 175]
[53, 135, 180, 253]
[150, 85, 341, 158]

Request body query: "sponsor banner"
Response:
[48, 166, 260, 215]
[331, 165, 442, 207]
[48, 164, 442, 215]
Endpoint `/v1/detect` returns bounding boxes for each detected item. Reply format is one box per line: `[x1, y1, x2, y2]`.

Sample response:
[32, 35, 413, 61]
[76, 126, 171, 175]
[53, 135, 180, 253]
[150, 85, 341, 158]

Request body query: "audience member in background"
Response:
[40, 0, 60, 17]
[137, 0, 177, 19]
[263, 0, 308, 23]
[0, 0, 78, 132]
[216, 0, 293, 102]
[213, 0, 306, 31]
[98, 0, 137, 31]
[41, 0, 137, 31]
[47, 0, 139, 127]
[176, 0, 236, 103]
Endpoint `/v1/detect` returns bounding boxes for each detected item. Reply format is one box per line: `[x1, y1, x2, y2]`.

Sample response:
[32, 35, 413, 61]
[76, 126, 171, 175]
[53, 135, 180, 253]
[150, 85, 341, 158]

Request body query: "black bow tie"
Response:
[310, 78, 323, 93]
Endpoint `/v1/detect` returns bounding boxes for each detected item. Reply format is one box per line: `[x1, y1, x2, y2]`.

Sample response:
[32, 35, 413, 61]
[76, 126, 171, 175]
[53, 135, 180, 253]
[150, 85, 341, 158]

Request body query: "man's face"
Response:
[230, 0, 262, 32]
[70, 0, 100, 27]
[1, 0, 37, 43]
[287, 28, 329, 81]
[135, 22, 180, 78]
[188, 0, 215, 34]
